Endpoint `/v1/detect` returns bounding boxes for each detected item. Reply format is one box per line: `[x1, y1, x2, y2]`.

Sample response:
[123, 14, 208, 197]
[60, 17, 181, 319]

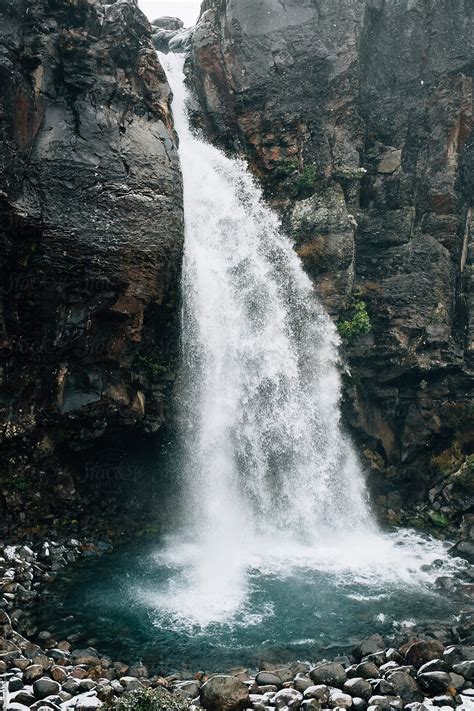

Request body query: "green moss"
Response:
[11, 476, 29, 493]
[428, 511, 451, 529]
[109, 688, 190, 711]
[337, 300, 371, 341]
[134, 352, 170, 378]
[273, 159, 298, 180]
[293, 165, 318, 198]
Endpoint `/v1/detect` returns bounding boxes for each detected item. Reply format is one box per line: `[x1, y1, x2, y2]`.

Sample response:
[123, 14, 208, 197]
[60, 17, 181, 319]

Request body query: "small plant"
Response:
[134, 352, 170, 378]
[11, 476, 29, 493]
[273, 159, 298, 180]
[109, 688, 190, 711]
[337, 300, 371, 341]
[293, 164, 318, 198]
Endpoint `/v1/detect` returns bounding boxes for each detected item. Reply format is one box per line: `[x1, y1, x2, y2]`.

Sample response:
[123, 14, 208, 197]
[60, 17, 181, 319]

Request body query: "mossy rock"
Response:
[428, 511, 451, 529]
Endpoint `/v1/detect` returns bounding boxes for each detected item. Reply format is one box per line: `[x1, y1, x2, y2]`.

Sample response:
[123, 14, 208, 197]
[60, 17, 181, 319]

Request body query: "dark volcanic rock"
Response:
[189, 0, 474, 526]
[151, 16, 184, 31]
[405, 641, 445, 669]
[0, 0, 184, 526]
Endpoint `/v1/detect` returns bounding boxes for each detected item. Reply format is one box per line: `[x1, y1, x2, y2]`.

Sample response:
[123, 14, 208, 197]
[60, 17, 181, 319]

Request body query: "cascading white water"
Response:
[148, 53, 465, 629]
[170, 53, 369, 539]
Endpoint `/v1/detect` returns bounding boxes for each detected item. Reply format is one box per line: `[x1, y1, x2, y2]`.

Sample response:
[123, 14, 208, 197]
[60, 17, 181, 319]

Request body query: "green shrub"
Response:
[293, 165, 317, 198]
[134, 352, 169, 377]
[337, 300, 371, 341]
[109, 688, 190, 711]
[273, 159, 298, 179]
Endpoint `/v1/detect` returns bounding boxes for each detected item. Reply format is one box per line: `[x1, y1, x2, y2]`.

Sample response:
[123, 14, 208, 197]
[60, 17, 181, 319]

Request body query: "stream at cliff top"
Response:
[36, 54, 468, 672]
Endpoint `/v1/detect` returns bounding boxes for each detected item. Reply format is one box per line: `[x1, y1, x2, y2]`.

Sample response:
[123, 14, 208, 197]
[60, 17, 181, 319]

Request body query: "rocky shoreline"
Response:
[1, 535, 473, 711]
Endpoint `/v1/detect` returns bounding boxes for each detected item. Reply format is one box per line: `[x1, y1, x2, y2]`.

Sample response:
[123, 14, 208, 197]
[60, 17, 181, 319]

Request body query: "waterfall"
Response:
[150, 54, 464, 629]
[168, 53, 370, 538]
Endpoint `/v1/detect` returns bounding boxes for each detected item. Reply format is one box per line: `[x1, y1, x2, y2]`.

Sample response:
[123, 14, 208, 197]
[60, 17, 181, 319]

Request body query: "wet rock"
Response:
[372, 680, 395, 696]
[301, 701, 321, 711]
[417, 672, 451, 694]
[8, 678, 24, 693]
[367, 697, 391, 711]
[385, 651, 404, 666]
[303, 686, 330, 703]
[418, 660, 450, 674]
[354, 638, 386, 663]
[329, 690, 352, 709]
[271, 668, 292, 684]
[448, 672, 465, 690]
[444, 647, 474, 666]
[200, 675, 250, 711]
[404, 641, 444, 669]
[379, 662, 400, 675]
[352, 698, 368, 711]
[344, 679, 373, 701]
[386, 672, 423, 703]
[273, 688, 303, 709]
[431, 696, 455, 708]
[62, 679, 81, 695]
[78, 681, 96, 693]
[453, 661, 474, 680]
[32, 678, 61, 700]
[24, 667, 44, 684]
[174, 681, 201, 698]
[363, 653, 386, 668]
[49, 668, 67, 684]
[310, 664, 346, 687]
[151, 16, 185, 31]
[355, 663, 380, 680]
[256, 672, 282, 687]
[71, 651, 99, 667]
[128, 665, 148, 679]
[294, 676, 313, 693]
[13, 690, 36, 707]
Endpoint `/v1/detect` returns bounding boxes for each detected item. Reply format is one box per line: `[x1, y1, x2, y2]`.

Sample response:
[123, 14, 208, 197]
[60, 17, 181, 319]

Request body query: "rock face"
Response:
[0, 0, 184, 526]
[189, 0, 474, 527]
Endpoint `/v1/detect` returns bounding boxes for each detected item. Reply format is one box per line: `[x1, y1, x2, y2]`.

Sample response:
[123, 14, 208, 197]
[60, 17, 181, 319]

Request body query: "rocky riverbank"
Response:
[1, 536, 474, 711]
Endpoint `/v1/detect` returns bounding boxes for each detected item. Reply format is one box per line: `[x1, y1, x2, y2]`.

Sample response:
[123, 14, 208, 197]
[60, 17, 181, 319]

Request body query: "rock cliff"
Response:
[189, 0, 474, 534]
[0, 0, 184, 528]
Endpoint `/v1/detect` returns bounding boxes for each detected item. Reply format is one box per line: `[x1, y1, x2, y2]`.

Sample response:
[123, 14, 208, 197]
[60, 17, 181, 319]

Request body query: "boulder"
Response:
[310, 663, 346, 687]
[273, 688, 303, 709]
[452, 661, 474, 681]
[256, 672, 282, 687]
[294, 675, 313, 693]
[353, 637, 385, 662]
[32, 678, 61, 700]
[151, 16, 185, 31]
[417, 672, 451, 694]
[24, 667, 44, 684]
[355, 663, 380, 680]
[344, 678, 373, 700]
[200, 675, 250, 711]
[303, 685, 330, 703]
[386, 673, 423, 704]
[329, 690, 353, 709]
[404, 641, 444, 669]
